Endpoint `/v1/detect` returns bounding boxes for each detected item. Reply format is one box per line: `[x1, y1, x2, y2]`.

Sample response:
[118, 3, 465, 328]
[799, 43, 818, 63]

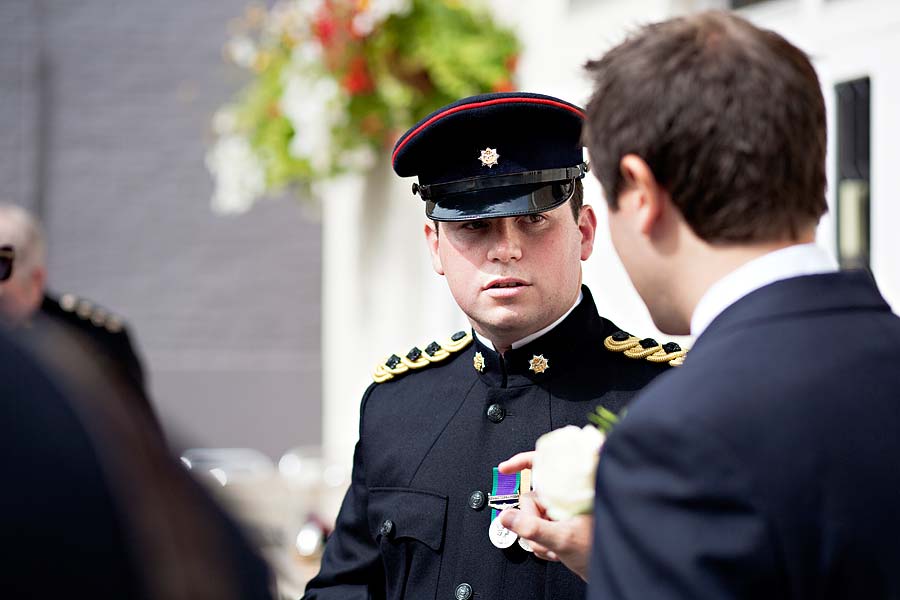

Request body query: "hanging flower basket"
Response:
[206, 0, 520, 214]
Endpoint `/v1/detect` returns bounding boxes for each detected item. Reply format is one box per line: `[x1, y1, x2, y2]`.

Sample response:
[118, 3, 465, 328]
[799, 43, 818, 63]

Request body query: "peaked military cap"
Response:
[392, 92, 588, 221]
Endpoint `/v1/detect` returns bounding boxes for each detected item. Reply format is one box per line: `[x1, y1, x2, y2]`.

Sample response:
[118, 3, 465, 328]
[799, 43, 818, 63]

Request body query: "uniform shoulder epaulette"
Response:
[373, 330, 473, 383]
[57, 293, 126, 334]
[603, 330, 688, 367]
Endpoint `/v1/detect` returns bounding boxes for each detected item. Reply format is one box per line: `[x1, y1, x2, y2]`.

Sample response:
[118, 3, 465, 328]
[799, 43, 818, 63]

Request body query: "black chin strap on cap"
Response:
[412, 163, 589, 201]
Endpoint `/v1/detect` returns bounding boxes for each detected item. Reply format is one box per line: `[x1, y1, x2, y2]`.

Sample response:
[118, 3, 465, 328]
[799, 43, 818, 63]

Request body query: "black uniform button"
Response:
[486, 403, 505, 423]
[451, 330, 467, 342]
[468, 490, 486, 510]
[379, 519, 394, 538]
[385, 354, 402, 369]
[662, 342, 682, 353]
[455, 583, 473, 600]
[425, 341, 442, 356]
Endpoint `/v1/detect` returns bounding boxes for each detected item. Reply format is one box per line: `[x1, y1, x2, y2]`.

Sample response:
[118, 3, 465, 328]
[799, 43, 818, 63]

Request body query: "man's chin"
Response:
[472, 310, 538, 341]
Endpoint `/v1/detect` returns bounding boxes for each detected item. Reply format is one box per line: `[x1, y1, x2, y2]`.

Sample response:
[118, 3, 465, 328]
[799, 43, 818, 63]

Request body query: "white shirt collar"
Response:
[690, 243, 838, 338]
[473, 289, 583, 352]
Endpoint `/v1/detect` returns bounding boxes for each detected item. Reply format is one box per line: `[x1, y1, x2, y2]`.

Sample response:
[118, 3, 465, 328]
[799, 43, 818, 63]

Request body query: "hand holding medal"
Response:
[486, 467, 527, 549]
[486, 467, 537, 552]
[493, 409, 619, 581]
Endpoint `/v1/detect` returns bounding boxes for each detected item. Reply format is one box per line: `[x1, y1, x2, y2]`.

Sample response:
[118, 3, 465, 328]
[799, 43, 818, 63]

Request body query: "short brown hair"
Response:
[583, 11, 827, 243]
[569, 177, 584, 220]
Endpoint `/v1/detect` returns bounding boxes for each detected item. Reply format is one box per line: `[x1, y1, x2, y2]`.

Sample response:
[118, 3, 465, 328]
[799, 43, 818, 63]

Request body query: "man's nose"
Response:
[487, 220, 523, 262]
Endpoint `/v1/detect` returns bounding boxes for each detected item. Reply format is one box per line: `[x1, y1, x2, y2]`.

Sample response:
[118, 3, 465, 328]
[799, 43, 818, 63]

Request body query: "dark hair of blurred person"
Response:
[583, 11, 827, 243]
[0, 322, 274, 600]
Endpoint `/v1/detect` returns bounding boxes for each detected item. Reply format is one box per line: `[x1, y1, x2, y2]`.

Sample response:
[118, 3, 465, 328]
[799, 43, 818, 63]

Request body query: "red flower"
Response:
[314, 16, 337, 46]
[314, 1, 340, 47]
[343, 56, 374, 95]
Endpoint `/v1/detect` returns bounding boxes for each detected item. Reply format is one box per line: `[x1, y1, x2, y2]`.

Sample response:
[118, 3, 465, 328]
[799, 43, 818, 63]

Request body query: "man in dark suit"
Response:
[0, 203, 159, 429]
[573, 11, 900, 599]
[303, 93, 682, 600]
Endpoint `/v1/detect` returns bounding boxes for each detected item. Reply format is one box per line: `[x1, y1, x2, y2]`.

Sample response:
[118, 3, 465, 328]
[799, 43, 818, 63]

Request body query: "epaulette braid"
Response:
[603, 331, 687, 367]
[373, 330, 473, 383]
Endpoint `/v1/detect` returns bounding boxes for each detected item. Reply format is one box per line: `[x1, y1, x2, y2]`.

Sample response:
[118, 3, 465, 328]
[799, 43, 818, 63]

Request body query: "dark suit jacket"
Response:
[589, 271, 900, 599]
[305, 286, 675, 600]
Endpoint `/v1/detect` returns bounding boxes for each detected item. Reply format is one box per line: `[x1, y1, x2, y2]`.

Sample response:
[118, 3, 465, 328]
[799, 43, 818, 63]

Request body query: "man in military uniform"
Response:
[303, 92, 682, 600]
[0, 203, 159, 430]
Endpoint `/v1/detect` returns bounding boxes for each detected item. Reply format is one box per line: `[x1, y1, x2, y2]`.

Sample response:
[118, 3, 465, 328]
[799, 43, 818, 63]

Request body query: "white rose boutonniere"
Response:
[532, 407, 620, 520]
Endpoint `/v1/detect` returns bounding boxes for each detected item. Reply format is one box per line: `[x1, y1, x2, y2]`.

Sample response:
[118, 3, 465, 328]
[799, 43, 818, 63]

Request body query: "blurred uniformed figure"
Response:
[304, 93, 684, 600]
[0, 203, 159, 431]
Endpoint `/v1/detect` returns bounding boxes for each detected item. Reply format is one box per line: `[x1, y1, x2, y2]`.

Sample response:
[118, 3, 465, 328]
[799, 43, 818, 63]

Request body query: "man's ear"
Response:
[25, 264, 47, 314]
[577, 204, 598, 261]
[424, 221, 445, 276]
[619, 154, 664, 236]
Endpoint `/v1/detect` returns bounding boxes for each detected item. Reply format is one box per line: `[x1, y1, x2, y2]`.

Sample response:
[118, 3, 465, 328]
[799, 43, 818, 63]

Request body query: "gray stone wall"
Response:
[1, 0, 322, 458]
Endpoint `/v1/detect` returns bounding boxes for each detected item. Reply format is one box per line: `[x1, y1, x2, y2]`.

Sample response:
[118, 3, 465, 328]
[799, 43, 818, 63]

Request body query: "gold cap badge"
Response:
[478, 147, 500, 168]
[528, 354, 549, 374]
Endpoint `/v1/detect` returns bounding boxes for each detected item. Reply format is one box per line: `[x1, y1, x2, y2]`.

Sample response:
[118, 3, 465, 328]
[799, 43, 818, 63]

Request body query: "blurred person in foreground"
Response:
[304, 92, 684, 600]
[0, 321, 274, 599]
[0, 203, 159, 430]
[497, 10, 900, 599]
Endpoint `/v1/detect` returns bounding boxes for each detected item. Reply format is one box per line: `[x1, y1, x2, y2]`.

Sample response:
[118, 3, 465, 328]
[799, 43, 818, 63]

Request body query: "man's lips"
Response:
[483, 278, 530, 291]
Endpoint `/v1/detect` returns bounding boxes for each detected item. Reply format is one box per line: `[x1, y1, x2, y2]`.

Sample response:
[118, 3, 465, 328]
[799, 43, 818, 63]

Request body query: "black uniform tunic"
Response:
[37, 292, 160, 432]
[305, 286, 673, 600]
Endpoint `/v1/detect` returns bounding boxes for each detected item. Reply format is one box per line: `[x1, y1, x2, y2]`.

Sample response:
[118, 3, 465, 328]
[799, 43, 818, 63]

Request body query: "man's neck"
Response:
[689, 241, 837, 337]
[677, 232, 818, 333]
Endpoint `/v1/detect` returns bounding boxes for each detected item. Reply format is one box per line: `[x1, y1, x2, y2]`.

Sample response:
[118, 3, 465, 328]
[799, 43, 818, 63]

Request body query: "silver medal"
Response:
[517, 537, 534, 553]
[488, 512, 518, 549]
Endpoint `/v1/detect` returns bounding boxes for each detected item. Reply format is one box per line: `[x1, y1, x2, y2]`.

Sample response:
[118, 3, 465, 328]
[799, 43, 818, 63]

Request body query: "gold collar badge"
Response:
[528, 354, 549, 374]
[473, 352, 485, 372]
[478, 147, 499, 168]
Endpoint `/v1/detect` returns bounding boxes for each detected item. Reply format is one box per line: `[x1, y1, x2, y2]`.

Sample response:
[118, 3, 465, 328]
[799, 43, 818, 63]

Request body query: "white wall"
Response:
[320, 164, 468, 465]
[322, 0, 900, 466]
